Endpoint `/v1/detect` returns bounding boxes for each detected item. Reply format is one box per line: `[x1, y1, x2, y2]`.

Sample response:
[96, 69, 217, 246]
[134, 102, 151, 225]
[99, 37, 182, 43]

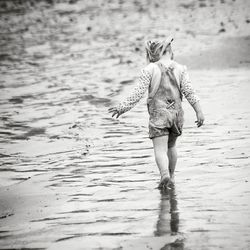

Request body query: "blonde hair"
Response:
[145, 39, 173, 62]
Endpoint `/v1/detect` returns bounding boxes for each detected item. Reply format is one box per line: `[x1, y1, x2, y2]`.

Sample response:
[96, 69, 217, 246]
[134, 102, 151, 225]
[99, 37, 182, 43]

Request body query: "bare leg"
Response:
[152, 136, 171, 189]
[168, 146, 177, 179]
[167, 135, 178, 179]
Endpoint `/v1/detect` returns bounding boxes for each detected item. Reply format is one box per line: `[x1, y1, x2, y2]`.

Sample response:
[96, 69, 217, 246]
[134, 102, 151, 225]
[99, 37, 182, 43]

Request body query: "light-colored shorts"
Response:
[148, 105, 184, 147]
[149, 121, 182, 147]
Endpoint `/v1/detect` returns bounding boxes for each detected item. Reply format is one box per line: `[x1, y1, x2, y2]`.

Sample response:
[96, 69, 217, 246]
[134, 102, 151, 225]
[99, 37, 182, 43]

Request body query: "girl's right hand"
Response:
[108, 107, 122, 119]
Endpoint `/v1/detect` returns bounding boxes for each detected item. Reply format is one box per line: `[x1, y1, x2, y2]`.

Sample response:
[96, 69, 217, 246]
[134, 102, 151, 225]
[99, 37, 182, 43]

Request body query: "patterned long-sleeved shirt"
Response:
[116, 64, 200, 114]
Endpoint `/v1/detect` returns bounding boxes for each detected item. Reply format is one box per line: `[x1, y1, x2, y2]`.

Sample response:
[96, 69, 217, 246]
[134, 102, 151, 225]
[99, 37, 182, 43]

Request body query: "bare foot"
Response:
[158, 175, 173, 190]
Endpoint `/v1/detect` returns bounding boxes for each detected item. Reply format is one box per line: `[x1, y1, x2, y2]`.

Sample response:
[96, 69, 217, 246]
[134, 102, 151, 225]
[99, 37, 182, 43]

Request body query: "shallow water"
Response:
[1, 1, 250, 250]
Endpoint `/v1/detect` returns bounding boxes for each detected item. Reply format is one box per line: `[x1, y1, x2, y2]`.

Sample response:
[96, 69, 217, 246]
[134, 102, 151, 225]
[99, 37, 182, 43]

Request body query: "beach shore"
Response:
[0, 0, 250, 249]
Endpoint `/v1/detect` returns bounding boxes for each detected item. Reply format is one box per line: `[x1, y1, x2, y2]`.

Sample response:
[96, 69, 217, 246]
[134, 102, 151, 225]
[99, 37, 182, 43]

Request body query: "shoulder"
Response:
[171, 61, 188, 82]
[171, 61, 187, 72]
[142, 63, 161, 76]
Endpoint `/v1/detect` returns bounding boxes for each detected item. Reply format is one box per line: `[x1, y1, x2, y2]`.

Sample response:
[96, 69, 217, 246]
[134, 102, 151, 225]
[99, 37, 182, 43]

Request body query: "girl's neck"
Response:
[159, 55, 173, 66]
[159, 54, 173, 66]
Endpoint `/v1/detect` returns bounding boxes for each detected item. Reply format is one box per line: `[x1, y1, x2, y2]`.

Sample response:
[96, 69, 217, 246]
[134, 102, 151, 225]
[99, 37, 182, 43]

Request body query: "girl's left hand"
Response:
[195, 111, 205, 127]
[108, 107, 122, 118]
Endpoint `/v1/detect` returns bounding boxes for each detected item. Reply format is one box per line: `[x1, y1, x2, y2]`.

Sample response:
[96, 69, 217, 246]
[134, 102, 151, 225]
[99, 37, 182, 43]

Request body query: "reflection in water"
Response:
[161, 240, 184, 250]
[155, 185, 184, 249]
[155, 185, 179, 236]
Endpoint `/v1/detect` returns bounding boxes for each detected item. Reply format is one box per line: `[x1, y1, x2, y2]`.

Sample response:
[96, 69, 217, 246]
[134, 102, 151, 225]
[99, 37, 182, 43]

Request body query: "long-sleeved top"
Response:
[116, 62, 200, 114]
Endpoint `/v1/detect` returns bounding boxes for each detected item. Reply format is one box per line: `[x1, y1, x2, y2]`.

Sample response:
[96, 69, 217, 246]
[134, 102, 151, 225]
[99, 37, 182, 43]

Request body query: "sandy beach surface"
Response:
[0, 0, 250, 249]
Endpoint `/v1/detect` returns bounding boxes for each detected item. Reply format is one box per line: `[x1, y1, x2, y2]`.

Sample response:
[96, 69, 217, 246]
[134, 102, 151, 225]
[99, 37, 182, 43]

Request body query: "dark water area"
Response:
[0, 1, 250, 249]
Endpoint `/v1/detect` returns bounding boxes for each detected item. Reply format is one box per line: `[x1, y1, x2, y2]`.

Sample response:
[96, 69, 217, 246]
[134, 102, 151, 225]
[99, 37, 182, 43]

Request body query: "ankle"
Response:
[161, 172, 169, 180]
[170, 172, 175, 178]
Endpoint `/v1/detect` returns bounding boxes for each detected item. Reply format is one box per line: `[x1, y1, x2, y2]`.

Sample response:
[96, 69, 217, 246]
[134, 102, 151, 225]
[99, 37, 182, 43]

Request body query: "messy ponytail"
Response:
[145, 38, 174, 62]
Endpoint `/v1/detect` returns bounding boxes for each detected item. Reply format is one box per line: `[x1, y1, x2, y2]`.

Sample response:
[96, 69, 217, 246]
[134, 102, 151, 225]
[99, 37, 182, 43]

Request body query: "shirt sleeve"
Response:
[116, 69, 152, 114]
[180, 66, 200, 106]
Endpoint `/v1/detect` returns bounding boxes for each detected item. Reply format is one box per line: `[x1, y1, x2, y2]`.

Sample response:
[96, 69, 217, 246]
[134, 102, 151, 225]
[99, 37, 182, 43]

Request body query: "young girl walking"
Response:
[108, 37, 204, 189]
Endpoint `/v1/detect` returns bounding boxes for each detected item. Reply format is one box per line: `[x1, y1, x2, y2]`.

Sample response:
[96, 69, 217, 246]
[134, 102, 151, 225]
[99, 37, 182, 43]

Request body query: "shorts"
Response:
[148, 104, 184, 147]
[149, 121, 182, 147]
[148, 101, 184, 145]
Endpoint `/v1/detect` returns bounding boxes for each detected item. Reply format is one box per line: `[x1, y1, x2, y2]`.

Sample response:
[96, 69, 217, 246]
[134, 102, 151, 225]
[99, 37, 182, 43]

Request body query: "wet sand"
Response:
[1, 1, 250, 249]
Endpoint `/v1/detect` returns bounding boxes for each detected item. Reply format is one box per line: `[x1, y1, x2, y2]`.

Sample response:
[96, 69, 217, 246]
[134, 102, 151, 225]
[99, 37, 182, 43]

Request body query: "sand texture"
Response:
[0, 0, 250, 249]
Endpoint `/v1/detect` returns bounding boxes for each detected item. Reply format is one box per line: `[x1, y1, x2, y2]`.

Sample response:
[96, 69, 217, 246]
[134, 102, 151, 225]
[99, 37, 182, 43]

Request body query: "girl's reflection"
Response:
[155, 185, 179, 236]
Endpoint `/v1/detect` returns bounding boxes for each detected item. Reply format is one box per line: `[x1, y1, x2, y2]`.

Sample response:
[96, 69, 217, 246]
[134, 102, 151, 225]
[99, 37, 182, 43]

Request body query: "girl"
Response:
[108, 37, 204, 189]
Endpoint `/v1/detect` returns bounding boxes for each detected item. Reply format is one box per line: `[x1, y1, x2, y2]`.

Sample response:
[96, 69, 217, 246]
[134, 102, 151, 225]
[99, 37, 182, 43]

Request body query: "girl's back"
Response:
[147, 61, 184, 130]
[148, 61, 182, 107]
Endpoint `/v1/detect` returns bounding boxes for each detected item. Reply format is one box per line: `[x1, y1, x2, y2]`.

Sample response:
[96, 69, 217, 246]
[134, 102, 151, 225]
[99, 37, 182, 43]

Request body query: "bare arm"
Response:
[180, 66, 205, 127]
[192, 101, 205, 127]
